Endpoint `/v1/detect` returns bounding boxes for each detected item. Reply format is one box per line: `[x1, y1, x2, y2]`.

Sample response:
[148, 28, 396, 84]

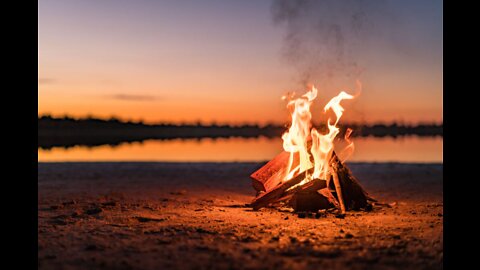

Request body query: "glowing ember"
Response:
[281, 86, 354, 187]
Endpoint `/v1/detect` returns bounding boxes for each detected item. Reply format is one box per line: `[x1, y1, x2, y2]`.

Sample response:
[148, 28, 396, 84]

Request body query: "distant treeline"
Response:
[38, 115, 442, 149]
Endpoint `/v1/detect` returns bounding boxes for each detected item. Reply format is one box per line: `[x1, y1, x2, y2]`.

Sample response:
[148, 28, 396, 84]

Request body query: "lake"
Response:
[38, 136, 442, 163]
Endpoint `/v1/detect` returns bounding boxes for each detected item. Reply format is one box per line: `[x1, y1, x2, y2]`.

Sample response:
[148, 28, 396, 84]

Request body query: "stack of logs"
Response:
[249, 151, 376, 213]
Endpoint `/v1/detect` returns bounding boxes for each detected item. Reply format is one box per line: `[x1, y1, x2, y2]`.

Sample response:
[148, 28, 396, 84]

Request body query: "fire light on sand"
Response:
[249, 85, 376, 214]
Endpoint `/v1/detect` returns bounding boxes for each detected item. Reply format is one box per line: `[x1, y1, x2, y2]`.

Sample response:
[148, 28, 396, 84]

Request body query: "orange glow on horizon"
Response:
[38, 85, 442, 125]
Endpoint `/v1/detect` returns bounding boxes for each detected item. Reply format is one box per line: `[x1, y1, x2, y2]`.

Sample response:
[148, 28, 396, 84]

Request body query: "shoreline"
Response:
[38, 162, 443, 269]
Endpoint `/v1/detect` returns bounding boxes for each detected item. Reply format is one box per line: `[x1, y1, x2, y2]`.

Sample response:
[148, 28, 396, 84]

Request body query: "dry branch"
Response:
[331, 168, 346, 214]
[329, 152, 375, 210]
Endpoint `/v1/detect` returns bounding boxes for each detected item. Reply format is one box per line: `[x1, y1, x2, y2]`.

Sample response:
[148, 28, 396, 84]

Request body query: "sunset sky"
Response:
[38, 0, 442, 125]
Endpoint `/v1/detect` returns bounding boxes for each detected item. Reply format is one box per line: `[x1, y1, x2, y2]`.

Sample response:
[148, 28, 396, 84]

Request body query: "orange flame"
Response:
[281, 87, 317, 181]
[338, 128, 355, 162]
[282, 86, 355, 186]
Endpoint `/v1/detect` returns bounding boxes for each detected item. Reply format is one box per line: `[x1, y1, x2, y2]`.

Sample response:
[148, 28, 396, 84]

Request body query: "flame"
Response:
[338, 128, 355, 162]
[282, 86, 355, 185]
[281, 87, 317, 181]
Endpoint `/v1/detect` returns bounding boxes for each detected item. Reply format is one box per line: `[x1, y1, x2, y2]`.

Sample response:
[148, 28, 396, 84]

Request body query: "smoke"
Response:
[271, 0, 395, 87]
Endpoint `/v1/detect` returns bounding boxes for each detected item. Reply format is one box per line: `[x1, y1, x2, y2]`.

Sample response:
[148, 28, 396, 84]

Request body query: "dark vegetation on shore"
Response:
[38, 115, 443, 149]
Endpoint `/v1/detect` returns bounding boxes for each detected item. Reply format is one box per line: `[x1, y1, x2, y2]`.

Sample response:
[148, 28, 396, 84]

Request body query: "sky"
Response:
[38, 0, 442, 125]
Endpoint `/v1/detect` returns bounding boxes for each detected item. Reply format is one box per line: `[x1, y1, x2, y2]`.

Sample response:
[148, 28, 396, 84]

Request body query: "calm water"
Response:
[38, 136, 442, 163]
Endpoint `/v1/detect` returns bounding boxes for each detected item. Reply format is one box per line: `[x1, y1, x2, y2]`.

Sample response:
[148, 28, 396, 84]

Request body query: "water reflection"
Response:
[38, 136, 442, 163]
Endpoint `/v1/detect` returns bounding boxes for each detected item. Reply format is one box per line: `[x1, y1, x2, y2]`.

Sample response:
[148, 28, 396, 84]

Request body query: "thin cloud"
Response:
[107, 94, 161, 101]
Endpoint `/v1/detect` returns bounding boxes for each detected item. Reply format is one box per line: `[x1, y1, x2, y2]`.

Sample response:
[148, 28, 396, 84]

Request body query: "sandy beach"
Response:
[38, 162, 443, 270]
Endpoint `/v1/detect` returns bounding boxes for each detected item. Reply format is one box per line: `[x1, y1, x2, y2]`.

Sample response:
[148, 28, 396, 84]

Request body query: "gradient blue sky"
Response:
[39, 0, 442, 124]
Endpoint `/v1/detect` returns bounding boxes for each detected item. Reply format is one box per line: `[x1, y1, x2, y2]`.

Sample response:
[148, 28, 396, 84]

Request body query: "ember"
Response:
[249, 85, 375, 214]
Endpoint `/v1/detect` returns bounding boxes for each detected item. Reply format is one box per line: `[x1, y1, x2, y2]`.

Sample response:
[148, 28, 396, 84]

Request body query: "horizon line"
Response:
[38, 114, 443, 127]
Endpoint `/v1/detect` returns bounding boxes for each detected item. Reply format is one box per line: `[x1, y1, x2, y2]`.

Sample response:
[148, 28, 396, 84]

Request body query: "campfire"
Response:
[249, 86, 375, 215]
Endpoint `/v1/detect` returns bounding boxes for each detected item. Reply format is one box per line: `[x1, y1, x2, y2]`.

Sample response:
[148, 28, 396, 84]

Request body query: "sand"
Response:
[38, 162, 443, 270]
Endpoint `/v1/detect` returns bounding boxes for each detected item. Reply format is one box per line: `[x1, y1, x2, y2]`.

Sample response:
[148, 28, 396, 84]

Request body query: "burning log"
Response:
[250, 168, 314, 210]
[249, 151, 374, 212]
[289, 189, 335, 212]
[250, 151, 299, 193]
[288, 181, 338, 212]
[331, 168, 346, 214]
[283, 177, 327, 198]
[328, 152, 376, 210]
[250, 151, 289, 193]
[274, 178, 329, 206]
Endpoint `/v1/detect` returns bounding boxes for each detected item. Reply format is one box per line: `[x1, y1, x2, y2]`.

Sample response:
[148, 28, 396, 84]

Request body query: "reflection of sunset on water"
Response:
[38, 137, 442, 163]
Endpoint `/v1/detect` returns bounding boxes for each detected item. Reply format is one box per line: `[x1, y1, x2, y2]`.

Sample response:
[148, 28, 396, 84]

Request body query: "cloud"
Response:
[107, 94, 161, 101]
[38, 78, 55, 84]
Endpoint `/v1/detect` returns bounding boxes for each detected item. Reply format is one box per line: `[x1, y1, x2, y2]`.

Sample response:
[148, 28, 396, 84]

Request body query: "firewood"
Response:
[250, 150, 301, 193]
[249, 148, 374, 212]
[250, 151, 290, 192]
[290, 189, 335, 212]
[287, 180, 337, 212]
[284, 179, 338, 212]
[318, 188, 340, 209]
[250, 168, 314, 210]
[328, 152, 375, 210]
[331, 168, 346, 214]
[282, 177, 326, 197]
[275, 178, 327, 204]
